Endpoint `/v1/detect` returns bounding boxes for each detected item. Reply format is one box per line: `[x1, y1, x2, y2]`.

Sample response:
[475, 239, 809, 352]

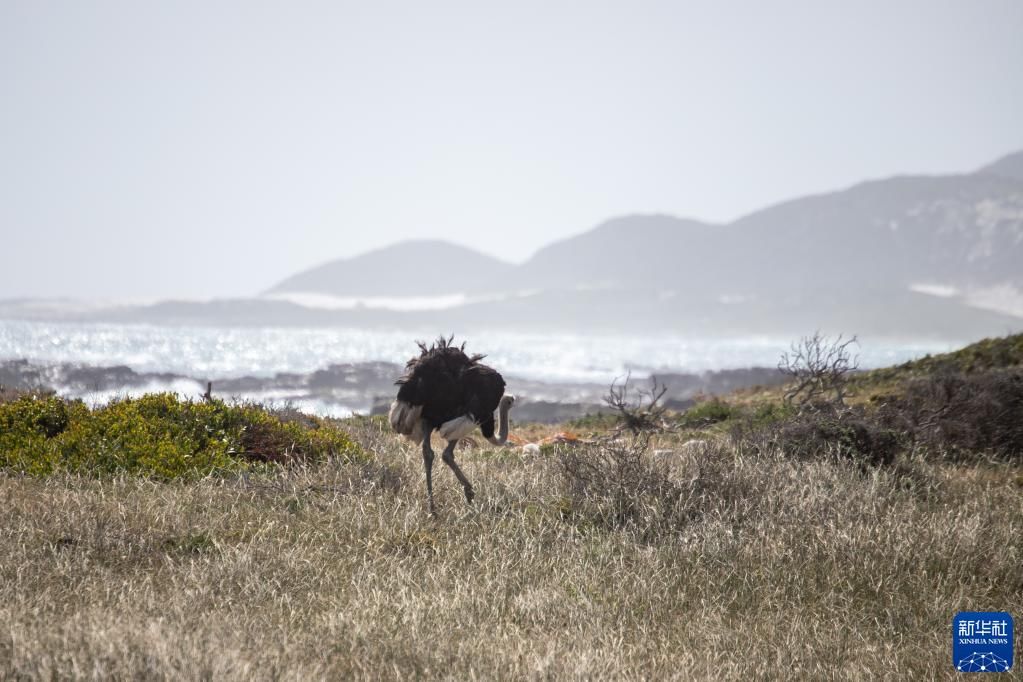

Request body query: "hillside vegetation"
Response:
[0, 334, 1021, 679]
[859, 332, 1023, 384]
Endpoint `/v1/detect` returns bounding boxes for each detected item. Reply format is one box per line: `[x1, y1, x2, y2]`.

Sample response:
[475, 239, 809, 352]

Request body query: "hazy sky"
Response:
[2, 1, 1021, 300]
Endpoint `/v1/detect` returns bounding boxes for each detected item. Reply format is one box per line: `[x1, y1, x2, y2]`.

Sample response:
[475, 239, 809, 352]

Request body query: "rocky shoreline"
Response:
[0, 358, 786, 422]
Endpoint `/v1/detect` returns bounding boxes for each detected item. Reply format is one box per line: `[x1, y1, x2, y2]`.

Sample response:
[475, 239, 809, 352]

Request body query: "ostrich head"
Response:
[500, 394, 515, 410]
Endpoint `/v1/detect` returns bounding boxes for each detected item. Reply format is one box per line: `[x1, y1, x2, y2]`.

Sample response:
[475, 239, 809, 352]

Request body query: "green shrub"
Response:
[0, 395, 83, 475]
[749, 401, 794, 425]
[567, 412, 619, 431]
[677, 398, 735, 428]
[52, 394, 237, 477]
[0, 393, 365, 479]
[0, 393, 77, 437]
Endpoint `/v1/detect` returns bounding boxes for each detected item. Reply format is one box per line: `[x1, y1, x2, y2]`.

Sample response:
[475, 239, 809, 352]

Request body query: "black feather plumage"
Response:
[395, 336, 506, 436]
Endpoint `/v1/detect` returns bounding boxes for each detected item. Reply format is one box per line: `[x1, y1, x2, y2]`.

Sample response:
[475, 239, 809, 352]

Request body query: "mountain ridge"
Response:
[4, 150, 1021, 339]
[268, 150, 1023, 302]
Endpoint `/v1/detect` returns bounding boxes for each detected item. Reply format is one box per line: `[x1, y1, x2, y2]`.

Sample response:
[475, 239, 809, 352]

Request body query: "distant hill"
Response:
[727, 172, 1023, 293]
[267, 239, 513, 297]
[515, 215, 720, 291]
[975, 150, 1023, 182]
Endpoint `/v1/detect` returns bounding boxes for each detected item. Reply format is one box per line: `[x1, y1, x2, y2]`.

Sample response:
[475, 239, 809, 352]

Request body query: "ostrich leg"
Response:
[421, 420, 436, 515]
[441, 440, 475, 504]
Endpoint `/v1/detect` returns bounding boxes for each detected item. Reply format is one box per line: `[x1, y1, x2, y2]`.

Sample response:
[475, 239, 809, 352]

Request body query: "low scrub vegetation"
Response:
[677, 333, 1023, 467]
[760, 369, 1020, 466]
[880, 368, 1023, 460]
[732, 405, 902, 467]
[559, 435, 683, 536]
[0, 393, 364, 478]
[876, 332, 1023, 378]
[676, 396, 736, 428]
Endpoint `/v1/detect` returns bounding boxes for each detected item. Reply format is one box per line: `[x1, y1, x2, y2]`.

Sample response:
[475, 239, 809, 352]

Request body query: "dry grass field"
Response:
[2, 410, 1021, 680]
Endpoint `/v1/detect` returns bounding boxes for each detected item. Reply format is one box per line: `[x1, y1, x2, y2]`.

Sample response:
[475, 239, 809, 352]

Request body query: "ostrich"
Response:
[389, 337, 515, 513]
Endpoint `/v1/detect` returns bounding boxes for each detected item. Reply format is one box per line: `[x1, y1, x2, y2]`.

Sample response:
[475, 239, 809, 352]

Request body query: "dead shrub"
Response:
[879, 369, 1023, 461]
[733, 404, 902, 467]
[779, 332, 859, 409]
[604, 373, 672, 435]
[558, 436, 686, 536]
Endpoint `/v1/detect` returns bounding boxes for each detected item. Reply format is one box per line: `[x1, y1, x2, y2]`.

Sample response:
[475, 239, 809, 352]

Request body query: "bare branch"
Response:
[604, 372, 672, 435]
[779, 332, 859, 410]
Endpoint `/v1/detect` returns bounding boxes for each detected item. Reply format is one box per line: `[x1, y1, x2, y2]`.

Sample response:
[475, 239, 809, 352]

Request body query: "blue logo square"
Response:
[953, 611, 1014, 673]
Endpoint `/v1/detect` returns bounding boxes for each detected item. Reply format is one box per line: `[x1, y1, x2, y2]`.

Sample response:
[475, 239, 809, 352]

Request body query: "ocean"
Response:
[0, 319, 960, 415]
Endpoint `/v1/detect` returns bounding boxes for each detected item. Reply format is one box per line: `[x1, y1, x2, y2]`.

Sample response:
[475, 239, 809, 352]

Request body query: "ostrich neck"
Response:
[487, 401, 511, 446]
